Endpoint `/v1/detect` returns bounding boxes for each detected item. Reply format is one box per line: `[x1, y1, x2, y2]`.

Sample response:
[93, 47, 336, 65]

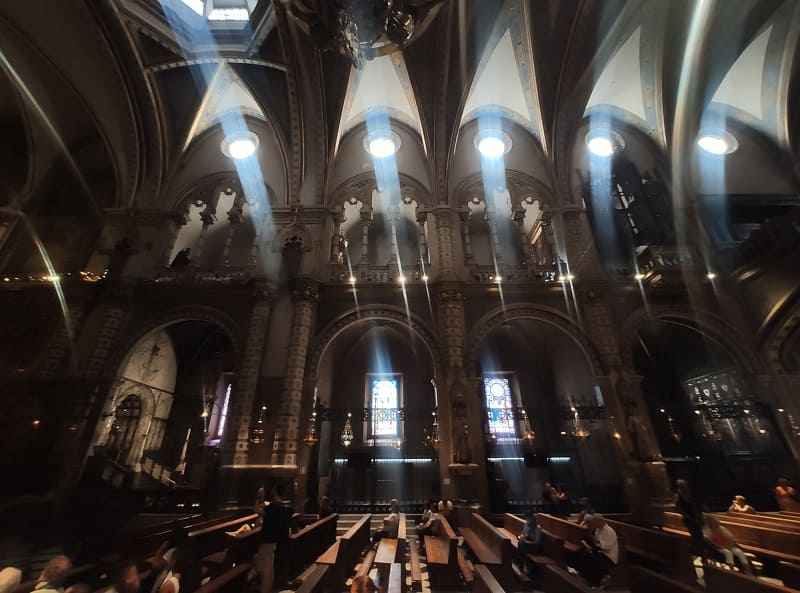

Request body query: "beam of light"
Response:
[343, 245, 361, 317]
[158, 1, 277, 277]
[0, 50, 100, 218]
[19, 214, 74, 347]
[420, 257, 434, 323]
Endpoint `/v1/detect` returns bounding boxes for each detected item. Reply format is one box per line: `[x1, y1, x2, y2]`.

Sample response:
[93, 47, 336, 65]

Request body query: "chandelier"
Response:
[303, 411, 319, 445]
[284, 0, 447, 68]
[341, 411, 354, 447]
[424, 409, 440, 451]
[521, 409, 535, 444]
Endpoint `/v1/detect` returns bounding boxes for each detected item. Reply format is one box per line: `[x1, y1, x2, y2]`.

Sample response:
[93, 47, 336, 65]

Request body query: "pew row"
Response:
[459, 513, 515, 587]
[316, 513, 371, 592]
[704, 562, 798, 593]
[629, 565, 702, 593]
[423, 515, 472, 589]
[472, 564, 507, 593]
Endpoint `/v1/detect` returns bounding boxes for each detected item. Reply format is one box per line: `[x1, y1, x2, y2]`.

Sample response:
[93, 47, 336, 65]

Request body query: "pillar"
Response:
[221, 281, 275, 465]
[271, 278, 319, 466]
[433, 207, 457, 278]
[513, 207, 534, 272]
[417, 211, 429, 265]
[161, 212, 189, 269]
[191, 207, 216, 269]
[359, 207, 372, 266]
[459, 211, 474, 265]
[329, 209, 345, 264]
[437, 284, 489, 506]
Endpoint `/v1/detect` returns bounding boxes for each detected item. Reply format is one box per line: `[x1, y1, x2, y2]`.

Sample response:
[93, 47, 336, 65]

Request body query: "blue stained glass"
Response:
[484, 377, 516, 436]
[371, 377, 398, 436]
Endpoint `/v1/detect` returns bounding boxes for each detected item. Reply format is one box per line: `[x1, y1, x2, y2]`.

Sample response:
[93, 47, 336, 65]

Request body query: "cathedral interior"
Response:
[1, 0, 800, 592]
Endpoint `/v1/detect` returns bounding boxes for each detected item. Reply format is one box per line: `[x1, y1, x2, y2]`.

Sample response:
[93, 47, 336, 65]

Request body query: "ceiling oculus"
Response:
[221, 131, 259, 160]
[474, 131, 512, 159]
[697, 131, 738, 155]
[585, 129, 625, 157]
[363, 129, 401, 158]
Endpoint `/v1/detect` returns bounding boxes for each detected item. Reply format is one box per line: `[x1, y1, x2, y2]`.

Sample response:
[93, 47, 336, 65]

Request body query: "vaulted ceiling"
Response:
[1, 0, 799, 215]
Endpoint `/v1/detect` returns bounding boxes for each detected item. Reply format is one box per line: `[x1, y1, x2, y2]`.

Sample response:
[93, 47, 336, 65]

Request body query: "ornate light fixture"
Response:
[425, 409, 440, 451]
[521, 409, 535, 444]
[249, 404, 269, 444]
[341, 411, 354, 447]
[285, 0, 446, 68]
[571, 404, 591, 439]
[304, 411, 319, 446]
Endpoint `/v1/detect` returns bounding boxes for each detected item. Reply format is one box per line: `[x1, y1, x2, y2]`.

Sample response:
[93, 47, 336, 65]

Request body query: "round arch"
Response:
[104, 305, 243, 380]
[327, 171, 433, 209]
[763, 291, 800, 373]
[306, 306, 443, 380]
[618, 305, 767, 375]
[464, 304, 605, 377]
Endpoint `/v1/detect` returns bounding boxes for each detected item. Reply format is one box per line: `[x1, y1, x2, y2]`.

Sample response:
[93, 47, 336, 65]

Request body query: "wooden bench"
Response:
[664, 512, 800, 566]
[423, 515, 467, 589]
[541, 564, 593, 593]
[629, 565, 702, 593]
[604, 517, 695, 584]
[724, 513, 800, 532]
[473, 564, 507, 593]
[501, 513, 566, 568]
[354, 549, 378, 579]
[317, 513, 371, 592]
[776, 561, 800, 590]
[408, 540, 423, 592]
[381, 563, 403, 593]
[460, 513, 515, 587]
[704, 562, 797, 593]
[192, 562, 251, 593]
[396, 513, 407, 554]
[535, 513, 587, 553]
[287, 513, 339, 576]
[295, 564, 329, 593]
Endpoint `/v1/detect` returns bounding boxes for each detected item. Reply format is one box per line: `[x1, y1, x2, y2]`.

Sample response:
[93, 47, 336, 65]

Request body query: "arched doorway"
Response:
[309, 315, 440, 511]
[633, 320, 795, 509]
[473, 317, 623, 512]
[88, 319, 237, 492]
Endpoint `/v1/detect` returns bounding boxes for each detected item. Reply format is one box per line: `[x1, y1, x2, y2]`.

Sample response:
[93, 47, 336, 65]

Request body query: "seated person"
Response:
[35, 556, 73, 593]
[570, 514, 618, 589]
[576, 497, 596, 526]
[728, 495, 756, 514]
[105, 560, 141, 593]
[372, 499, 400, 542]
[0, 566, 23, 593]
[776, 478, 800, 512]
[416, 502, 441, 537]
[703, 515, 753, 574]
[515, 512, 542, 576]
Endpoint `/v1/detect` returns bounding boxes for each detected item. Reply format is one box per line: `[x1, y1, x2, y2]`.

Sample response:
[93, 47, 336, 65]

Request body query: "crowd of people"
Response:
[4, 476, 799, 593]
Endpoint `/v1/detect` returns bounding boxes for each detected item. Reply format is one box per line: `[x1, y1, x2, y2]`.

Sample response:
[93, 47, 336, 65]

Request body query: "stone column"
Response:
[433, 207, 457, 278]
[359, 207, 372, 266]
[388, 209, 399, 265]
[329, 209, 344, 264]
[484, 200, 504, 268]
[513, 207, 534, 272]
[437, 284, 489, 505]
[459, 211, 474, 265]
[222, 198, 245, 267]
[221, 281, 275, 465]
[190, 207, 216, 269]
[416, 211, 429, 265]
[271, 278, 319, 466]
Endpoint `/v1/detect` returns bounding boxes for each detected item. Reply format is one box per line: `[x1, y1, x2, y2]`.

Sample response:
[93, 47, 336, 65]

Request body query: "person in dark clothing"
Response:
[318, 496, 333, 519]
[674, 480, 705, 557]
[258, 484, 291, 593]
[515, 512, 542, 577]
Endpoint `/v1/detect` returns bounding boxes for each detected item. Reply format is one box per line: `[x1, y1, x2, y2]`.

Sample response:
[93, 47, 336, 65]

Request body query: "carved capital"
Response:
[252, 280, 276, 302]
[292, 278, 320, 304]
[438, 288, 464, 306]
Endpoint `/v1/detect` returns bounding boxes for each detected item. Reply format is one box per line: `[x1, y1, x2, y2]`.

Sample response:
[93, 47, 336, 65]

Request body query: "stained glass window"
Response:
[216, 383, 231, 438]
[484, 376, 516, 437]
[371, 377, 399, 437]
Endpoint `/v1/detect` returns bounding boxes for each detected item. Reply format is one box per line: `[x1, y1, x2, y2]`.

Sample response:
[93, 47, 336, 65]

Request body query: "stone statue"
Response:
[454, 423, 471, 463]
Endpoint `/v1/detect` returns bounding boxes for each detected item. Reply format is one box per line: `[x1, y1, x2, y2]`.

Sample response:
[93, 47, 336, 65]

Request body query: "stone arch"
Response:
[464, 304, 605, 377]
[168, 172, 279, 214]
[454, 170, 554, 210]
[763, 291, 800, 373]
[328, 172, 433, 209]
[618, 304, 767, 375]
[104, 305, 243, 380]
[306, 306, 443, 381]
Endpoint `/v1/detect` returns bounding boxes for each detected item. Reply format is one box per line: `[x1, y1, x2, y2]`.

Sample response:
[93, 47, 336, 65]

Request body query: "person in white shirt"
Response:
[572, 514, 618, 589]
[417, 502, 441, 537]
[372, 499, 400, 542]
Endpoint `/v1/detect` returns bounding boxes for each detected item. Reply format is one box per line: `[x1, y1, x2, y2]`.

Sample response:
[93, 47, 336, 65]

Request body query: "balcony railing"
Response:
[471, 264, 557, 283]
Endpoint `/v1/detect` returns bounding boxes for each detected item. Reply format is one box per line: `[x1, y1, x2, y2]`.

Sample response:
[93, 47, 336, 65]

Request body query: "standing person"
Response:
[776, 478, 800, 511]
[728, 495, 756, 514]
[674, 480, 705, 556]
[258, 484, 291, 593]
[702, 515, 753, 574]
[515, 512, 542, 577]
[571, 515, 618, 589]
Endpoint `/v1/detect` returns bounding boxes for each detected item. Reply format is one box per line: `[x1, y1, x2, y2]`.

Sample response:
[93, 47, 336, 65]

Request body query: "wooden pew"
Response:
[663, 512, 800, 566]
[724, 513, 800, 532]
[316, 514, 371, 592]
[396, 513, 407, 554]
[501, 513, 566, 568]
[354, 549, 378, 579]
[629, 565, 702, 593]
[423, 515, 469, 589]
[192, 562, 251, 593]
[777, 561, 800, 590]
[295, 564, 329, 593]
[535, 513, 587, 553]
[459, 513, 515, 587]
[473, 564, 507, 593]
[541, 564, 593, 593]
[408, 540, 423, 592]
[379, 562, 403, 593]
[287, 513, 339, 577]
[604, 517, 695, 585]
[704, 563, 797, 593]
